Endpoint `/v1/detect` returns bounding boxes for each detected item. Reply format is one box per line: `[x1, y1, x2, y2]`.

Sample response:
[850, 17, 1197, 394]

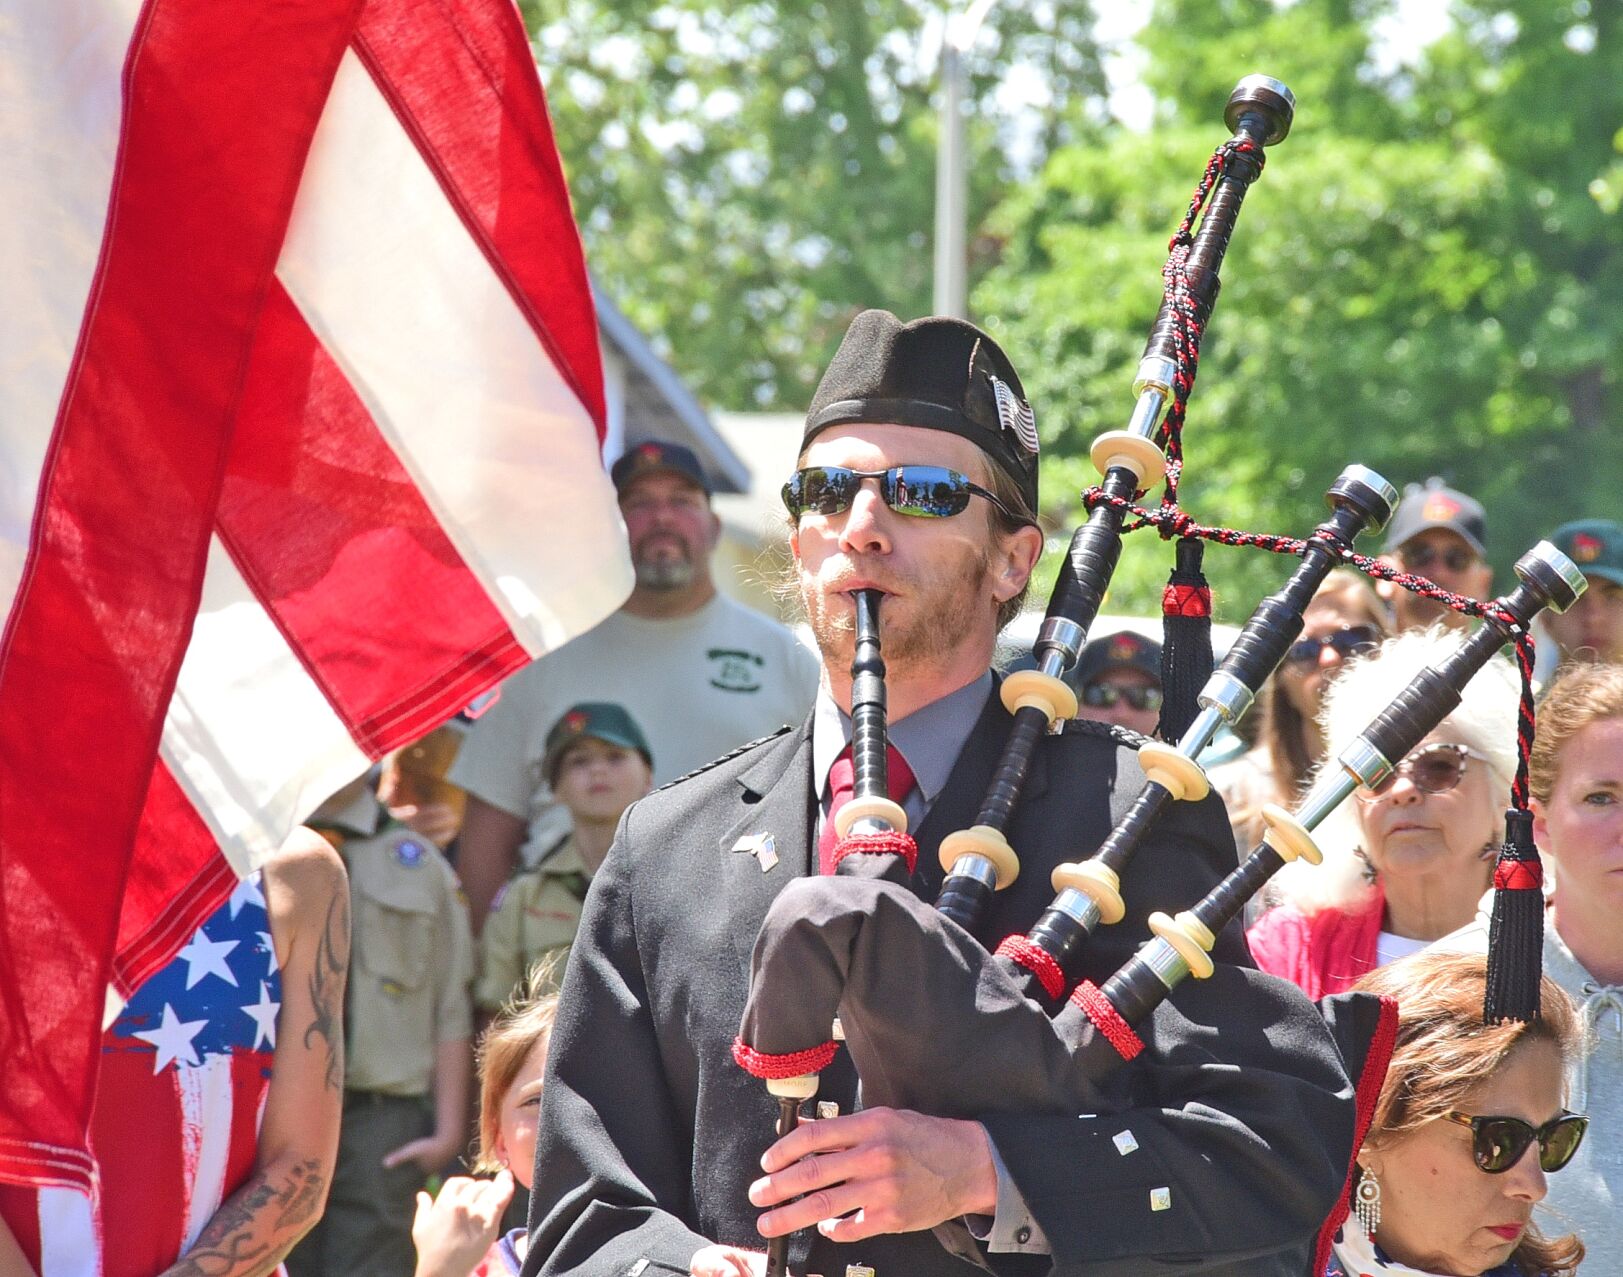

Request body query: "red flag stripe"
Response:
[0, 1187, 41, 1269]
[215, 279, 531, 754]
[91, 1048, 189, 1275]
[0, 0, 362, 1192]
[113, 765, 236, 1000]
[352, 0, 606, 434]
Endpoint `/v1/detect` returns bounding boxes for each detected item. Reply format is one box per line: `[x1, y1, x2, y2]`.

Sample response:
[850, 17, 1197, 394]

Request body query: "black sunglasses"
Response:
[1401, 542, 1479, 574]
[1366, 742, 1480, 797]
[782, 465, 1027, 524]
[1284, 624, 1380, 669]
[1082, 683, 1164, 712]
[1444, 1110, 1588, 1174]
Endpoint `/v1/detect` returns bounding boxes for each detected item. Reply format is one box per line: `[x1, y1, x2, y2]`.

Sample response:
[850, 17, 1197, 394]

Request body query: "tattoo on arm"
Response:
[165, 1158, 324, 1277]
[303, 890, 349, 1093]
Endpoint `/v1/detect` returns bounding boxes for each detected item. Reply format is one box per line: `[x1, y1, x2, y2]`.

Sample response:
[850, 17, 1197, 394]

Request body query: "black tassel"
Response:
[1484, 808, 1544, 1024]
[1157, 537, 1213, 742]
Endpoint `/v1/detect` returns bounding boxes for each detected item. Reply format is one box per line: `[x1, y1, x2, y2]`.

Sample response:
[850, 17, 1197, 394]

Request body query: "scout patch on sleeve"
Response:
[393, 839, 426, 868]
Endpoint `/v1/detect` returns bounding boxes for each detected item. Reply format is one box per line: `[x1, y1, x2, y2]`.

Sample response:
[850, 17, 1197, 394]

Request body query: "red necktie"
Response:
[818, 743, 917, 874]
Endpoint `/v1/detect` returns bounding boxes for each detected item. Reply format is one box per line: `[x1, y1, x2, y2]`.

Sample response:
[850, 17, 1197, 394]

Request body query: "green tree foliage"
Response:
[522, 1, 1104, 408]
[977, 0, 1621, 620]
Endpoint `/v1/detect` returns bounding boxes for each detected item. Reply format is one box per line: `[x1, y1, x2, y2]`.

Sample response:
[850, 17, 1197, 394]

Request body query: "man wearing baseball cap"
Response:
[1542, 519, 1623, 667]
[450, 439, 819, 929]
[1071, 629, 1165, 736]
[1377, 477, 1493, 633]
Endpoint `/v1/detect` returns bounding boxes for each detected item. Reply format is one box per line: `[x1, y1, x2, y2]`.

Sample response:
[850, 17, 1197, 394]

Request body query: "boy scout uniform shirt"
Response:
[342, 822, 476, 1096]
[475, 836, 592, 1011]
[449, 595, 818, 866]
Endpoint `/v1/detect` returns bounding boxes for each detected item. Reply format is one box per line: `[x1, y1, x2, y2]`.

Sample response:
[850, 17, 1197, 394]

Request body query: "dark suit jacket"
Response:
[523, 689, 1354, 1276]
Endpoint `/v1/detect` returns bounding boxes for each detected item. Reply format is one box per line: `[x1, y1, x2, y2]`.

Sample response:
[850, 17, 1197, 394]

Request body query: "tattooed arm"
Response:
[159, 828, 349, 1277]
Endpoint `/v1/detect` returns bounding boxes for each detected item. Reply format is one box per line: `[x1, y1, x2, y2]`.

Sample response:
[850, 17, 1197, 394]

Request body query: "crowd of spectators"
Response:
[323, 464, 1619, 1273]
[12, 448, 1607, 1277]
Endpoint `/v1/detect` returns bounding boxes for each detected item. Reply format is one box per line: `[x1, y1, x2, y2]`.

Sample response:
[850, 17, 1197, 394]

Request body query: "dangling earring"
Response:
[1354, 1169, 1382, 1237]
[1354, 846, 1378, 886]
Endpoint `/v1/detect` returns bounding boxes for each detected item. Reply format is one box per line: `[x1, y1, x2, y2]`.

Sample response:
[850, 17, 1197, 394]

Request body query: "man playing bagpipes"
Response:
[519, 308, 1375, 1277]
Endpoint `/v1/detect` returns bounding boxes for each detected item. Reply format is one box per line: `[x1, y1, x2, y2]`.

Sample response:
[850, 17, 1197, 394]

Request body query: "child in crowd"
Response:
[413, 976, 560, 1277]
[476, 703, 652, 1011]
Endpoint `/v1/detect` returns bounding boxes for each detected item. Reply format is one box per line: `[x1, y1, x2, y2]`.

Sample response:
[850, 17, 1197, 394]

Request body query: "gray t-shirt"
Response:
[450, 595, 819, 864]
[1436, 909, 1620, 1264]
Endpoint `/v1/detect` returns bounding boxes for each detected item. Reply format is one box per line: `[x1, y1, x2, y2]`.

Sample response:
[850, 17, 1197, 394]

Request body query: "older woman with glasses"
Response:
[1248, 627, 1518, 998]
[1213, 569, 1390, 855]
[1325, 951, 1585, 1277]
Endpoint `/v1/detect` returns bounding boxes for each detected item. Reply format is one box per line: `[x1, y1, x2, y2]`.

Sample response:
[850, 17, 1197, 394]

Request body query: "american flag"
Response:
[0, 0, 631, 1200]
[1, 877, 282, 1275]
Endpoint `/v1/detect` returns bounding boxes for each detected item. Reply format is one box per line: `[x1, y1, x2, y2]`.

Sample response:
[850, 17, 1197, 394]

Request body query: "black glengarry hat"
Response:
[804, 310, 1039, 513]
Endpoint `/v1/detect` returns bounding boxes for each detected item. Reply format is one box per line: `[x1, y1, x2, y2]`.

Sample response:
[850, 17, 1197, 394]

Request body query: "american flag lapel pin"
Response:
[731, 832, 778, 873]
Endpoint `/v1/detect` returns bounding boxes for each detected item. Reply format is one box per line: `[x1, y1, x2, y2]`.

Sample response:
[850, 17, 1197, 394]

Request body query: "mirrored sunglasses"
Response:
[782, 465, 1027, 524]
[1284, 624, 1381, 668]
[1444, 1110, 1588, 1174]
[1401, 542, 1479, 574]
[1082, 682, 1164, 712]
[1367, 742, 1479, 796]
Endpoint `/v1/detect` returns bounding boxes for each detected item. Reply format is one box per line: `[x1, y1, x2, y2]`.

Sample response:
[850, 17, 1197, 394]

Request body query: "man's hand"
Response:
[412, 1172, 515, 1277]
[389, 800, 463, 848]
[748, 1108, 997, 1244]
[689, 1245, 767, 1277]
[382, 1128, 466, 1175]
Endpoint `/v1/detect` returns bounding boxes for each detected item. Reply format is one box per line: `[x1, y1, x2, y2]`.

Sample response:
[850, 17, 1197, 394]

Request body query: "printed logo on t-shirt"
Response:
[707, 647, 765, 693]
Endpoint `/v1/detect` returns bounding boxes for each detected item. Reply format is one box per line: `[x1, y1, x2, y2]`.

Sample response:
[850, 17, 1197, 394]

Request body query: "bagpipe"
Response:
[731, 75, 1590, 1274]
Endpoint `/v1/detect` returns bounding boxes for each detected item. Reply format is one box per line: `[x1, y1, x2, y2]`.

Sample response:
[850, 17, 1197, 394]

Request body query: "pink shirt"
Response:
[1247, 885, 1385, 1000]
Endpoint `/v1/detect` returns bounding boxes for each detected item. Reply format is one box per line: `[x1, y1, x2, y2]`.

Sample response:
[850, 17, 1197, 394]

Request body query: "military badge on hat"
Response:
[990, 374, 1039, 457]
[803, 310, 1040, 514]
[1421, 492, 1461, 523]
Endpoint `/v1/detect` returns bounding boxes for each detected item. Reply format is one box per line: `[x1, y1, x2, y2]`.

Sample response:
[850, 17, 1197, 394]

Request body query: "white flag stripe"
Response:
[277, 49, 631, 658]
[177, 1055, 234, 1252]
[162, 536, 371, 874]
[36, 1185, 100, 1277]
[0, 4, 138, 629]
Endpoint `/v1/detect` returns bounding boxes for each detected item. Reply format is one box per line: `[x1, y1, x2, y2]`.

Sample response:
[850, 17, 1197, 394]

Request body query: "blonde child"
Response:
[413, 974, 558, 1277]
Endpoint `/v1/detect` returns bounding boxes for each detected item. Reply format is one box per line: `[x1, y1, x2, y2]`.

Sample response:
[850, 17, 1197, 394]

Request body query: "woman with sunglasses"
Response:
[1437, 662, 1623, 1266]
[1327, 951, 1585, 1277]
[1213, 569, 1389, 855]
[1248, 627, 1518, 997]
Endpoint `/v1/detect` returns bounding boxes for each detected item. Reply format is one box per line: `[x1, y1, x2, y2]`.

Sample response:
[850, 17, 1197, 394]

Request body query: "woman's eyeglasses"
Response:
[782, 465, 1028, 524]
[1365, 742, 1481, 797]
[1081, 682, 1164, 712]
[1283, 625, 1380, 669]
[1444, 1110, 1588, 1174]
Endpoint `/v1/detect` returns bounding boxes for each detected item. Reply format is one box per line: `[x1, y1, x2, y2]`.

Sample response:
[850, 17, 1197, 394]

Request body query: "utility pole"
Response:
[933, 0, 1002, 318]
